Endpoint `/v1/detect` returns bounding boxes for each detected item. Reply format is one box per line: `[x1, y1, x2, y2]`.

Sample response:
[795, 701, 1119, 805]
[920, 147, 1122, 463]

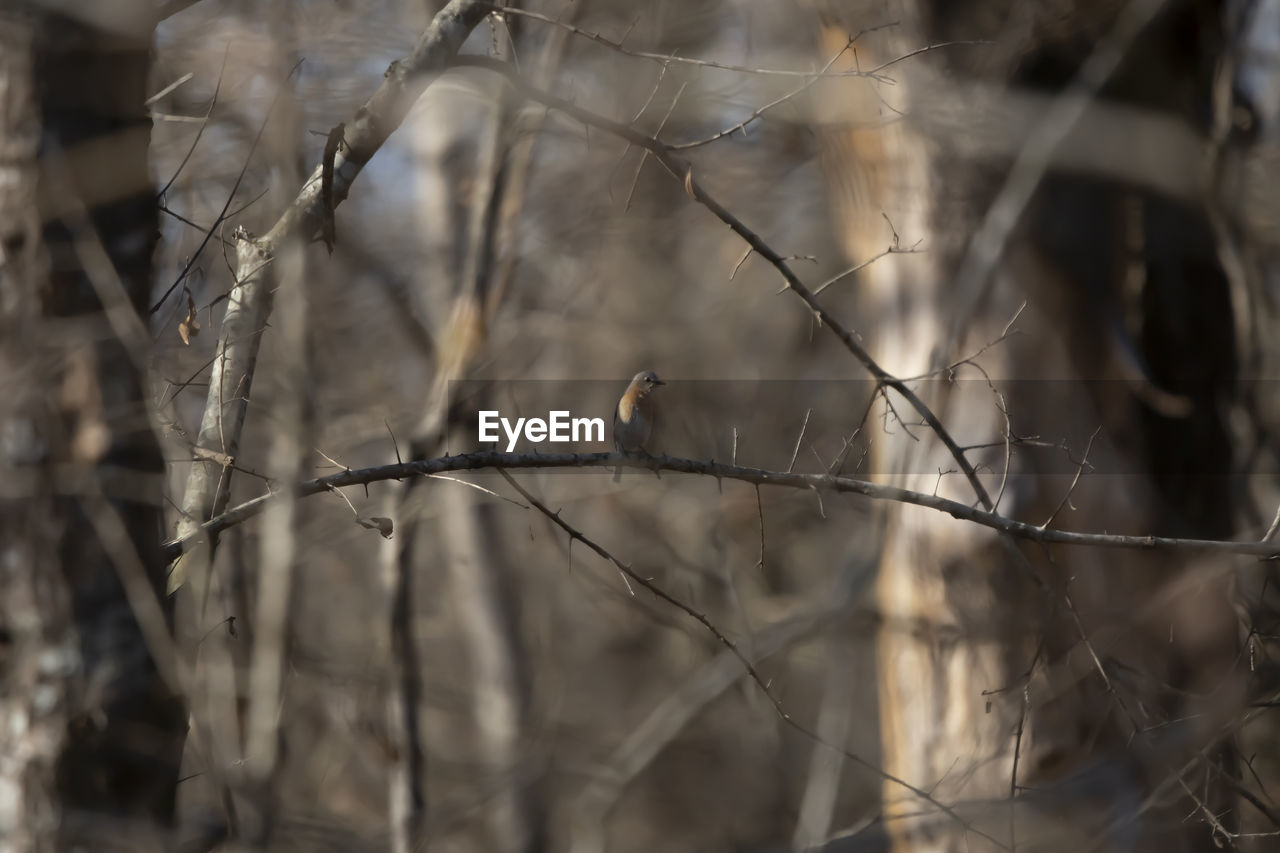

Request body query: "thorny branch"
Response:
[163, 450, 1280, 563]
[453, 55, 997, 512]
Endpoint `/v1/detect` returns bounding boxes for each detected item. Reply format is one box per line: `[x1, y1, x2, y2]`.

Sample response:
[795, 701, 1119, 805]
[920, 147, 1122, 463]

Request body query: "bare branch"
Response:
[163, 450, 1280, 563]
[170, 0, 493, 592]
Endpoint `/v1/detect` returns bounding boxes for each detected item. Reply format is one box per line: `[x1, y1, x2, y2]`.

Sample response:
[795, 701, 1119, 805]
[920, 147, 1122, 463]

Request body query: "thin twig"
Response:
[150, 59, 299, 315]
[1041, 426, 1102, 529]
[626, 80, 687, 211]
[155, 47, 227, 199]
[788, 408, 812, 474]
[671, 36, 855, 150]
[755, 485, 766, 571]
[1262, 504, 1280, 543]
[494, 7, 978, 82]
[811, 243, 925, 297]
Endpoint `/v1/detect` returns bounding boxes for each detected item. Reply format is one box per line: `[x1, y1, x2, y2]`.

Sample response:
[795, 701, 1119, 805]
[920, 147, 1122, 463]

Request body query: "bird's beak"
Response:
[654, 379, 666, 386]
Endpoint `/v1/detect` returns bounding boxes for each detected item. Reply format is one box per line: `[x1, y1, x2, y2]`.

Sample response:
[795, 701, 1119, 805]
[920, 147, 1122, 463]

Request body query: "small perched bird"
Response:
[612, 370, 665, 482]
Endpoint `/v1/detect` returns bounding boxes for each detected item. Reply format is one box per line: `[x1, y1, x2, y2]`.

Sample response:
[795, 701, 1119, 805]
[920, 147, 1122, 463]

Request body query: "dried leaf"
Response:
[321, 122, 345, 254]
[357, 516, 394, 539]
[178, 289, 200, 345]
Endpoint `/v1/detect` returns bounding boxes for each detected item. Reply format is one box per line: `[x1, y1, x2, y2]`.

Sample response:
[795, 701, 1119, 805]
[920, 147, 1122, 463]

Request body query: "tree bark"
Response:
[0, 4, 184, 848]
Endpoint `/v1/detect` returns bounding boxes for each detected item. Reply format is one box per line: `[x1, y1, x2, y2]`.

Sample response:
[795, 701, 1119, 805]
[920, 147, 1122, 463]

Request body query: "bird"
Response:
[612, 370, 665, 482]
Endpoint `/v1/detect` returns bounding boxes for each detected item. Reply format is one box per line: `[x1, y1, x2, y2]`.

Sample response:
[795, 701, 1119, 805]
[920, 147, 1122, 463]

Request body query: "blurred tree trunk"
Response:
[0, 4, 184, 848]
[383, 47, 543, 851]
[814, 1, 1241, 851]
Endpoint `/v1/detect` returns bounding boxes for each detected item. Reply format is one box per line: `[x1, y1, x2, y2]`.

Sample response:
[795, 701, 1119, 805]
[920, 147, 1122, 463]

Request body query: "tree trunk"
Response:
[0, 4, 184, 848]
[814, 2, 1241, 850]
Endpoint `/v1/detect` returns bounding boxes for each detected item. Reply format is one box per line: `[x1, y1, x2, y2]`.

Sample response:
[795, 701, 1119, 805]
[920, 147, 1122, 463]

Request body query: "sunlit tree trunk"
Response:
[813, 2, 1241, 850]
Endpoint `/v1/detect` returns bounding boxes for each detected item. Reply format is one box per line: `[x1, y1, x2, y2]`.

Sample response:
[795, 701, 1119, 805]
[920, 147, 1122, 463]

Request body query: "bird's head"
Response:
[630, 370, 665, 396]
